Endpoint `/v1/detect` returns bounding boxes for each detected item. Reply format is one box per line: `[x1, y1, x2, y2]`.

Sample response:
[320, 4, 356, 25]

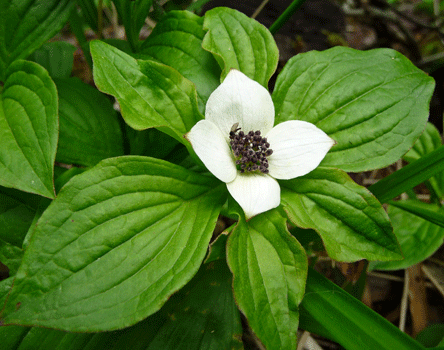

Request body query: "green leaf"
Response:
[0, 187, 41, 271]
[416, 324, 444, 348]
[140, 11, 221, 113]
[226, 209, 307, 349]
[273, 47, 435, 172]
[388, 199, 444, 228]
[299, 268, 425, 350]
[91, 40, 202, 143]
[280, 167, 402, 262]
[145, 259, 243, 350]
[0, 60, 57, 198]
[404, 122, 442, 162]
[0, 260, 242, 350]
[78, 0, 99, 32]
[202, 7, 279, 87]
[0, 0, 75, 80]
[112, 0, 153, 52]
[55, 78, 124, 166]
[369, 203, 444, 271]
[0, 187, 37, 274]
[404, 122, 444, 199]
[369, 145, 444, 203]
[0, 156, 226, 331]
[28, 41, 76, 79]
[126, 124, 179, 158]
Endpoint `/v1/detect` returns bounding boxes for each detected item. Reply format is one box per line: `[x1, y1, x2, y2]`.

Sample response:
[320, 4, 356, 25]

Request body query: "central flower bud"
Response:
[229, 123, 273, 174]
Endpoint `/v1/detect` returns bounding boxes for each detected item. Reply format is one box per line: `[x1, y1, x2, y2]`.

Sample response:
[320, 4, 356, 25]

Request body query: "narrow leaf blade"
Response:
[299, 267, 425, 350]
[370, 203, 444, 271]
[369, 145, 444, 203]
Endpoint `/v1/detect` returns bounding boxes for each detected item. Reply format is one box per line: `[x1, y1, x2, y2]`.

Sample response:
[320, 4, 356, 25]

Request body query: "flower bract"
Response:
[187, 69, 335, 219]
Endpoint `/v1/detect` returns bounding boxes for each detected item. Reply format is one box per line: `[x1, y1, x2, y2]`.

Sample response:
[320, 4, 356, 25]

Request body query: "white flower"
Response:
[186, 69, 334, 219]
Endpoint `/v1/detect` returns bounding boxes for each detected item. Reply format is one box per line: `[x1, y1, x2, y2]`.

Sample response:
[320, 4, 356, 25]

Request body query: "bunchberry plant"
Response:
[0, 2, 438, 350]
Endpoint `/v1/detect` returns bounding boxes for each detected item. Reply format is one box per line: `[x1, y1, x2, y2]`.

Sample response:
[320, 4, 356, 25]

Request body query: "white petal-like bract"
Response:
[187, 70, 334, 219]
[226, 173, 280, 219]
[205, 70, 275, 139]
[186, 120, 237, 183]
[266, 120, 335, 180]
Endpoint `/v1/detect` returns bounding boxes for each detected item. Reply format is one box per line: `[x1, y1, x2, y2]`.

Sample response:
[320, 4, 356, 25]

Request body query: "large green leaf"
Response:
[299, 268, 425, 350]
[370, 202, 444, 271]
[28, 41, 76, 79]
[55, 78, 124, 166]
[273, 47, 435, 172]
[0, 60, 57, 198]
[0, 260, 242, 350]
[202, 7, 279, 87]
[140, 11, 221, 113]
[0, 156, 226, 331]
[91, 40, 202, 143]
[0, 0, 75, 80]
[226, 209, 307, 349]
[280, 167, 402, 262]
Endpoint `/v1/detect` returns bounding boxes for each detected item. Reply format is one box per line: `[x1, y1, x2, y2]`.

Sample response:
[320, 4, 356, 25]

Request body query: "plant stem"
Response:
[97, 0, 103, 39]
[251, 0, 270, 19]
[69, 8, 93, 69]
[269, 0, 307, 35]
[186, 0, 214, 12]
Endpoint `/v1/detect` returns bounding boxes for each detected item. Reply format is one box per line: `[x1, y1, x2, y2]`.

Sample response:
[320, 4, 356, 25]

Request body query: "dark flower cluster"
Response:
[229, 125, 273, 174]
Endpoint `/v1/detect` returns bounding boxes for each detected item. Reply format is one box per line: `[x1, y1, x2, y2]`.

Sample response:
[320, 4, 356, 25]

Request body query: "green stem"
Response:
[186, 0, 214, 12]
[97, 0, 103, 39]
[68, 8, 93, 69]
[269, 0, 307, 35]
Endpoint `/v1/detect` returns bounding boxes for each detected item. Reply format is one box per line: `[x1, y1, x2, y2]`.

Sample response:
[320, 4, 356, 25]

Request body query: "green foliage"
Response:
[1, 157, 226, 331]
[299, 268, 426, 350]
[370, 202, 444, 271]
[28, 42, 76, 79]
[0, 4, 439, 349]
[0, 0, 75, 80]
[281, 167, 402, 262]
[112, 0, 154, 51]
[416, 324, 444, 348]
[404, 122, 444, 199]
[273, 47, 435, 172]
[0, 260, 242, 350]
[55, 78, 124, 166]
[227, 209, 307, 349]
[0, 60, 58, 198]
[139, 11, 221, 113]
[202, 7, 279, 86]
[91, 40, 202, 142]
